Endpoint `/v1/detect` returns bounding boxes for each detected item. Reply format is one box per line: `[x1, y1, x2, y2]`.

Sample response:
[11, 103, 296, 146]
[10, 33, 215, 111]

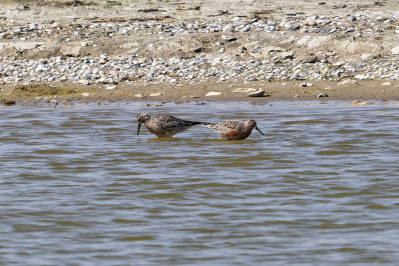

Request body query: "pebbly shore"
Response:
[1, 0, 399, 102]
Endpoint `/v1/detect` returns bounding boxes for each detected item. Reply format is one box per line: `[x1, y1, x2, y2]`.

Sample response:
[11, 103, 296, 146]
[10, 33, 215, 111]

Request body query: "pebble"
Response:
[105, 85, 117, 90]
[29, 23, 38, 31]
[248, 89, 265, 97]
[150, 92, 164, 97]
[300, 82, 313, 87]
[206, 92, 223, 96]
[354, 74, 368, 80]
[1, 11, 399, 89]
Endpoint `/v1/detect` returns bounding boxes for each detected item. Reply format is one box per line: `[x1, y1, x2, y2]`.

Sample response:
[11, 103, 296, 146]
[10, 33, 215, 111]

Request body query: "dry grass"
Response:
[11, 84, 78, 98]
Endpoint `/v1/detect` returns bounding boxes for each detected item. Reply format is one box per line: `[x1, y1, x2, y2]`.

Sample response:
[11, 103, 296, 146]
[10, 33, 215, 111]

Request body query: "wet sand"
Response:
[3, 79, 398, 104]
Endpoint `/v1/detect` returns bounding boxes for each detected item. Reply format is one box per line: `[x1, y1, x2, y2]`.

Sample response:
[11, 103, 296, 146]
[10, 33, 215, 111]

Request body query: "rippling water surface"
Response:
[1, 101, 399, 265]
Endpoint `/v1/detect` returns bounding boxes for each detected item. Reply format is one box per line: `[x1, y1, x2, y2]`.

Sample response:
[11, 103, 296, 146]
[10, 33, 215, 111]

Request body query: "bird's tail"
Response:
[186, 121, 209, 126]
[201, 122, 215, 127]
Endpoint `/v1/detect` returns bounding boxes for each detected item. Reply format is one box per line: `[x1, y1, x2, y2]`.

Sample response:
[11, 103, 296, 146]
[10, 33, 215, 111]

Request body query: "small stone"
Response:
[300, 82, 313, 87]
[29, 23, 38, 31]
[206, 92, 223, 96]
[248, 89, 265, 97]
[360, 53, 378, 61]
[302, 55, 318, 63]
[376, 16, 385, 22]
[82, 93, 91, 97]
[354, 74, 368, 80]
[333, 61, 345, 67]
[222, 35, 237, 42]
[381, 82, 392, 86]
[391, 46, 399, 55]
[280, 51, 294, 60]
[150, 92, 164, 97]
[105, 85, 117, 90]
[317, 93, 329, 98]
[242, 26, 251, 32]
[134, 94, 144, 98]
[348, 15, 357, 22]
[79, 80, 91, 85]
[16, 4, 29, 11]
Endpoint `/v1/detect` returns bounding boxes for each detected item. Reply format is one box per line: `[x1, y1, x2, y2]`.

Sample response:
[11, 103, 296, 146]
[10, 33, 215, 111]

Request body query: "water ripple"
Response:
[1, 102, 399, 264]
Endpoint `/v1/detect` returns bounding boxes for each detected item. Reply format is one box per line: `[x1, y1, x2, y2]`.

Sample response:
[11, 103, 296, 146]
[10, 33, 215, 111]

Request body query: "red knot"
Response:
[203, 120, 264, 140]
[137, 112, 204, 137]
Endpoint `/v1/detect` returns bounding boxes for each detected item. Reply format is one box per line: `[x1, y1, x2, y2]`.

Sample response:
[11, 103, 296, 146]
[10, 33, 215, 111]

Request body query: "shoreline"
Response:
[2, 79, 399, 105]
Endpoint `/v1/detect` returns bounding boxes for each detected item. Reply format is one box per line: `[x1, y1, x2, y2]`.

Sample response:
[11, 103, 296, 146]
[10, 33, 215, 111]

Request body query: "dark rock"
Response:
[1, 100, 16, 106]
[317, 93, 329, 98]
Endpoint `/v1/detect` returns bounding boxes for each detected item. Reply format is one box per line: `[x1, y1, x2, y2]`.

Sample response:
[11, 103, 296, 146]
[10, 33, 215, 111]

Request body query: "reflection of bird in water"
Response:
[203, 120, 264, 140]
[137, 112, 204, 137]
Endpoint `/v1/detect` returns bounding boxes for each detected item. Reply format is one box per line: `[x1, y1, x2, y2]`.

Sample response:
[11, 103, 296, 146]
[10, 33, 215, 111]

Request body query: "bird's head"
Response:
[137, 112, 150, 135]
[137, 112, 150, 123]
[246, 120, 264, 135]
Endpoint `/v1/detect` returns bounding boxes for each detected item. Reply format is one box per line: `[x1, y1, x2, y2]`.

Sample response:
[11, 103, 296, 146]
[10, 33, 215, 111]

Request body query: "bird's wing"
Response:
[205, 121, 241, 133]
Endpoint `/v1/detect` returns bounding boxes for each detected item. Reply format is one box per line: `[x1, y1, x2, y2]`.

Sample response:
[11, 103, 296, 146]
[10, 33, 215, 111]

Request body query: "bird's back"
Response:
[203, 120, 252, 140]
[146, 114, 202, 137]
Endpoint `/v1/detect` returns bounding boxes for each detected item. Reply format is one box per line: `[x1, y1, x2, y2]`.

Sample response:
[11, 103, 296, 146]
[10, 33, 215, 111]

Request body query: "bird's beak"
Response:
[255, 126, 264, 135]
[137, 123, 142, 135]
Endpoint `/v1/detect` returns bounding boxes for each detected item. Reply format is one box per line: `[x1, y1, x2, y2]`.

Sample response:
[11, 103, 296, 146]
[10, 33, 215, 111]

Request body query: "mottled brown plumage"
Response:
[203, 120, 264, 140]
[137, 112, 203, 137]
